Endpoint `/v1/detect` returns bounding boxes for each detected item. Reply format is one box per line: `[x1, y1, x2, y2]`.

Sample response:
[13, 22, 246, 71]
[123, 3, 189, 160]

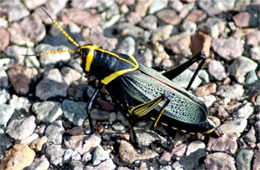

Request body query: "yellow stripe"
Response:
[181, 129, 187, 133]
[154, 105, 167, 128]
[161, 122, 168, 126]
[85, 45, 98, 72]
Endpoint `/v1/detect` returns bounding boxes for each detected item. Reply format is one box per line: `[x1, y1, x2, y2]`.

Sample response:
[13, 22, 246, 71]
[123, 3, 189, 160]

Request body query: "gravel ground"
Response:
[0, 0, 259, 170]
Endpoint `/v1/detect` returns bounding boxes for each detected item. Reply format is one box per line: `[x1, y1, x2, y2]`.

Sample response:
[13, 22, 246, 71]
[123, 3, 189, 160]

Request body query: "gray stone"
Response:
[228, 56, 258, 83]
[69, 160, 84, 170]
[198, 0, 236, 16]
[235, 102, 254, 119]
[204, 152, 236, 170]
[198, 18, 225, 38]
[6, 116, 36, 140]
[236, 149, 254, 170]
[45, 120, 64, 144]
[0, 69, 8, 88]
[179, 149, 206, 170]
[186, 140, 205, 156]
[250, 45, 260, 61]
[149, 0, 168, 14]
[9, 95, 30, 111]
[45, 145, 65, 165]
[0, 89, 10, 104]
[4, 45, 27, 65]
[219, 118, 247, 136]
[24, 0, 47, 9]
[93, 145, 110, 165]
[0, 104, 14, 128]
[172, 69, 202, 89]
[27, 155, 50, 170]
[62, 99, 87, 126]
[85, 158, 116, 170]
[217, 84, 244, 100]
[208, 60, 227, 80]
[243, 126, 256, 147]
[32, 101, 62, 123]
[112, 122, 125, 131]
[139, 15, 157, 31]
[245, 71, 258, 85]
[117, 37, 135, 56]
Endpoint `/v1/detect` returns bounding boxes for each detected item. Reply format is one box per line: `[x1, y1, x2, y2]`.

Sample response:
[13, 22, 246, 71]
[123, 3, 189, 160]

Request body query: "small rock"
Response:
[66, 9, 102, 28]
[93, 145, 110, 165]
[250, 46, 260, 61]
[45, 145, 65, 165]
[68, 160, 84, 170]
[0, 18, 8, 28]
[228, 56, 258, 83]
[198, 69, 210, 83]
[64, 149, 81, 161]
[236, 149, 254, 170]
[0, 28, 9, 51]
[27, 155, 49, 170]
[179, 148, 206, 170]
[126, 12, 141, 25]
[159, 151, 172, 162]
[217, 84, 244, 100]
[219, 118, 247, 136]
[252, 150, 260, 170]
[0, 104, 14, 128]
[157, 9, 182, 25]
[30, 136, 48, 152]
[149, 0, 168, 14]
[9, 95, 30, 111]
[32, 101, 62, 123]
[152, 25, 173, 44]
[243, 126, 256, 148]
[62, 99, 87, 126]
[172, 69, 202, 89]
[198, 18, 225, 38]
[20, 133, 39, 145]
[198, 0, 235, 16]
[0, 0, 29, 22]
[64, 135, 101, 155]
[96, 98, 115, 111]
[212, 37, 244, 60]
[245, 71, 258, 85]
[195, 83, 216, 97]
[0, 69, 8, 88]
[135, 0, 153, 17]
[8, 65, 38, 94]
[117, 36, 136, 55]
[233, 12, 251, 28]
[246, 31, 260, 46]
[191, 32, 211, 57]
[204, 152, 236, 170]
[45, 120, 64, 144]
[119, 140, 158, 163]
[169, 0, 183, 12]
[199, 95, 217, 107]
[36, 69, 69, 100]
[6, 116, 36, 140]
[171, 144, 187, 157]
[165, 33, 191, 56]
[86, 158, 116, 170]
[4, 45, 27, 65]
[23, 0, 47, 9]
[207, 133, 238, 154]
[186, 140, 205, 156]
[112, 122, 125, 131]
[0, 144, 35, 170]
[8, 13, 45, 45]
[90, 109, 111, 121]
[184, 9, 207, 23]
[82, 152, 92, 163]
[61, 67, 81, 85]
[139, 15, 157, 31]
[135, 128, 166, 146]
[0, 89, 10, 104]
[235, 102, 254, 119]
[182, 21, 197, 35]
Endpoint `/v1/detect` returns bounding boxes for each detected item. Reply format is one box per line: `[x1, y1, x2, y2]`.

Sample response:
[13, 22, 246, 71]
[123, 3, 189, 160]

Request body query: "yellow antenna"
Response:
[41, 7, 79, 47]
[24, 49, 76, 57]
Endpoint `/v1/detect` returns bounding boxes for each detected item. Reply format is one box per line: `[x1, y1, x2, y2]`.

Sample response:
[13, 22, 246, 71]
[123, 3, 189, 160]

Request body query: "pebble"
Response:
[0, 18, 8, 28]
[8, 13, 45, 45]
[6, 116, 36, 140]
[184, 9, 207, 23]
[165, 33, 191, 56]
[62, 99, 87, 126]
[27, 155, 50, 170]
[135, 128, 166, 146]
[191, 31, 211, 56]
[0, 69, 8, 88]
[0, 28, 9, 51]
[139, 15, 157, 31]
[0, 144, 35, 170]
[179, 147, 206, 170]
[30, 136, 48, 152]
[199, 95, 217, 107]
[36, 44, 71, 66]
[219, 118, 247, 136]
[61, 67, 82, 85]
[212, 37, 244, 60]
[66, 9, 102, 28]
[195, 83, 216, 97]
[32, 101, 62, 123]
[23, 0, 47, 9]
[126, 12, 141, 25]
[198, 0, 235, 16]
[207, 133, 238, 154]
[8, 65, 38, 95]
[204, 152, 236, 170]
[93, 145, 110, 165]
[186, 140, 205, 156]
[20, 133, 39, 145]
[235, 102, 254, 119]
[233, 12, 251, 28]
[246, 31, 260, 46]
[0, 104, 14, 128]
[0, 0, 29, 22]
[152, 25, 173, 43]
[208, 60, 227, 80]
[228, 56, 258, 83]
[45, 145, 65, 165]
[68, 160, 84, 170]
[90, 109, 111, 121]
[250, 46, 260, 61]
[243, 126, 256, 148]
[135, 0, 153, 17]
[4, 45, 28, 65]
[82, 152, 92, 163]
[169, 0, 183, 12]
[0, 89, 10, 104]
[181, 21, 197, 35]
[103, 14, 121, 29]
[117, 36, 136, 55]
[149, 0, 168, 14]
[245, 71, 258, 85]
[119, 140, 158, 163]
[9, 95, 30, 111]
[172, 69, 202, 89]
[112, 122, 125, 131]
[198, 18, 225, 38]
[64, 135, 101, 155]
[36, 69, 69, 100]
[64, 149, 81, 161]
[86, 158, 116, 170]
[157, 9, 182, 25]
[45, 120, 64, 144]
[252, 150, 260, 170]
[236, 149, 254, 170]
[217, 84, 244, 100]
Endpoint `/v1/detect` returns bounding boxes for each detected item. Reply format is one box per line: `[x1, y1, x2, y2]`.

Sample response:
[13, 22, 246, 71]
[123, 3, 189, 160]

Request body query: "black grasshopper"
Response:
[35, 8, 223, 144]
